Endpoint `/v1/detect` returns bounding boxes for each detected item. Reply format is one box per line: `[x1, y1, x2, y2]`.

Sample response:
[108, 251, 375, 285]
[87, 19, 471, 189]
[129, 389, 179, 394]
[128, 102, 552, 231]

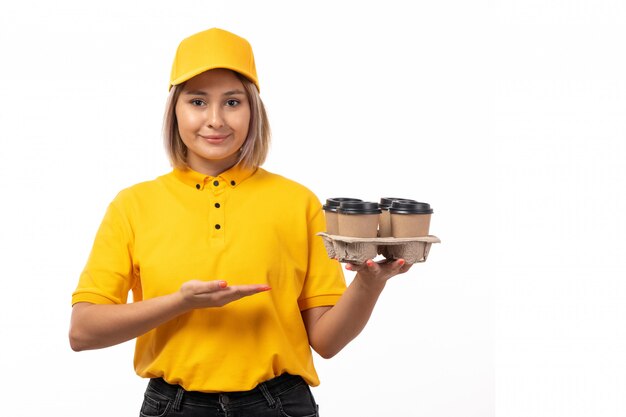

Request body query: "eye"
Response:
[225, 99, 240, 107]
[190, 99, 205, 106]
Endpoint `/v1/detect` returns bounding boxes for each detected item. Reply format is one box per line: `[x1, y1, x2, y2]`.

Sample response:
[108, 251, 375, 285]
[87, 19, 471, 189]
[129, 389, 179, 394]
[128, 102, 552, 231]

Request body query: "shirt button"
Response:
[215, 224, 221, 229]
[230, 180, 236, 186]
[215, 203, 220, 208]
[213, 180, 219, 186]
[195, 184, 200, 190]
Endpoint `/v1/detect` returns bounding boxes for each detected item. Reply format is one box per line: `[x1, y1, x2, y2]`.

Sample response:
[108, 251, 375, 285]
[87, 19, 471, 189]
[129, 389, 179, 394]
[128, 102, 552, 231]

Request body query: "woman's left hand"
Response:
[304, 258, 414, 358]
[344, 258, 412, 288]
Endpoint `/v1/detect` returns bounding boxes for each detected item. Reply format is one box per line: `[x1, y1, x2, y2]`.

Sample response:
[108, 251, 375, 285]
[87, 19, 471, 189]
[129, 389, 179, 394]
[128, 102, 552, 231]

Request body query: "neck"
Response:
[187, 154, 239, 176]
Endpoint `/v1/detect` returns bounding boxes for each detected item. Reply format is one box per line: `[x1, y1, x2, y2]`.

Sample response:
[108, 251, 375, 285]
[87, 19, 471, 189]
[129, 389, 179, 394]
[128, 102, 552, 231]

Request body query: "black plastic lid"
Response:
[379, 197, 418, 209]
[338, 201, 381, 215]
[323, 197, 362, 212]
[389, 200, 433, 214]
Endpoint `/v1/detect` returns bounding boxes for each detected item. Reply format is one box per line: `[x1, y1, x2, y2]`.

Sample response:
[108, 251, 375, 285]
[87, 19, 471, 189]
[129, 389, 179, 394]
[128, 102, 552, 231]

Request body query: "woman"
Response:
[70, 27, 411, 416]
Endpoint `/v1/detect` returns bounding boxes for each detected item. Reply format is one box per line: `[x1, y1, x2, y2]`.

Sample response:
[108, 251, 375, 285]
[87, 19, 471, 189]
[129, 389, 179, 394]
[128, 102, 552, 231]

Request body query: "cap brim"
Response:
[170, 65, 259, 92]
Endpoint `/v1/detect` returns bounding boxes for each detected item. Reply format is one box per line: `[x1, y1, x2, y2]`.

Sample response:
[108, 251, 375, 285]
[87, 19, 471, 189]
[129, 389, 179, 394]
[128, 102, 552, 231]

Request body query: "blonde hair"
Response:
[163, 72, 271, 170]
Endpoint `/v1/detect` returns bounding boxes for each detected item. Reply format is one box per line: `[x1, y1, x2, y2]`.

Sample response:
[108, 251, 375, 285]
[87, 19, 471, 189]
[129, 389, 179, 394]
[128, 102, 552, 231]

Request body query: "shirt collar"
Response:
[173, 164, 257, 190]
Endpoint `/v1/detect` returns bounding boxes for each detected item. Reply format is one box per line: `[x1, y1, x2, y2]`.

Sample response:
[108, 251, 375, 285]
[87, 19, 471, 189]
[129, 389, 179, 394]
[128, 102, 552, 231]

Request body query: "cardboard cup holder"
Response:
[317, 233, 441, 265]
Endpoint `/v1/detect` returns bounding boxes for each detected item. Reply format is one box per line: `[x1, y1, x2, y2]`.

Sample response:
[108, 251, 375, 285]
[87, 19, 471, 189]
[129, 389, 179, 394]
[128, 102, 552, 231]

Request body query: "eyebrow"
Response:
[183, 89, 246, 96]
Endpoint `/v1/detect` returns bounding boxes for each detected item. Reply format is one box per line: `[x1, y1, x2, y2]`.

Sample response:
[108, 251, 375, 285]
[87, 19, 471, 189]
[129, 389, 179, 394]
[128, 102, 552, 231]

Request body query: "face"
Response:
[175, 69, 251, 176]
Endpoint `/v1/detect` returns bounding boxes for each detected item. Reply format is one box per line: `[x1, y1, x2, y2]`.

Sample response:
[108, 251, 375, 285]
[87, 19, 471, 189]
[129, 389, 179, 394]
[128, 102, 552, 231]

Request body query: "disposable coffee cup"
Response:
[379, 197, 418, 237]
[322, 198, 362, 235]
[389, 200, 433, 237]
[337, 201, 381, 238]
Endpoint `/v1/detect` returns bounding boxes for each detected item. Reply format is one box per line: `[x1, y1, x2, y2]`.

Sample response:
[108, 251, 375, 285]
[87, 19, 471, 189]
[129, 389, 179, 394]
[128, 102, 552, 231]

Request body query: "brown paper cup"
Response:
[324, 211, 339, 235]
[391, 213, 431, 237]
[338, 213, 380, 238]
[323, 198, 363, 234]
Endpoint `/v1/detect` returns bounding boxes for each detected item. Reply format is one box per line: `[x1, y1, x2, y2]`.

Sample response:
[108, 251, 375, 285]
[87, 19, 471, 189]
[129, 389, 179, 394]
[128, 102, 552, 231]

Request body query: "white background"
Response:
[0, 1, 624, 416]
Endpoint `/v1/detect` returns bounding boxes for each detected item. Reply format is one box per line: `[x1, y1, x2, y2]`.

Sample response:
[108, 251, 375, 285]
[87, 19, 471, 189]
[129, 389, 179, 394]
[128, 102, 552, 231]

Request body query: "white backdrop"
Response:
[1, 1, 624, 416]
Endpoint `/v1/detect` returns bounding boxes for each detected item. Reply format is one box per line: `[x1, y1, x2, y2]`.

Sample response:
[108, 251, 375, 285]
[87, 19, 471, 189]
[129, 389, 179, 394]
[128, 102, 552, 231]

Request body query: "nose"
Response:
[207, 105, 224, 129]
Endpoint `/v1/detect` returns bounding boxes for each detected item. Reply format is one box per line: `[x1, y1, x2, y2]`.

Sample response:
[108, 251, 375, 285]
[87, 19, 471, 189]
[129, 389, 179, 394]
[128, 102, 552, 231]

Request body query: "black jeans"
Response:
[139, 373, 319, 417]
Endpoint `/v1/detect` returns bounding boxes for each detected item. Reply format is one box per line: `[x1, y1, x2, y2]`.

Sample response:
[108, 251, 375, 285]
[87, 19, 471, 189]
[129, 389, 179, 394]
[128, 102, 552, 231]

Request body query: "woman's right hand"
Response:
[179, 280, 271, 309]
[70, 280, 270, 352]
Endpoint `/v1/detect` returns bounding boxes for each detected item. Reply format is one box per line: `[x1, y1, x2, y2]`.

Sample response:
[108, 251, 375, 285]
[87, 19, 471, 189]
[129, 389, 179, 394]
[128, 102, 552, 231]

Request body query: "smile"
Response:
[200, 134, 230, 144]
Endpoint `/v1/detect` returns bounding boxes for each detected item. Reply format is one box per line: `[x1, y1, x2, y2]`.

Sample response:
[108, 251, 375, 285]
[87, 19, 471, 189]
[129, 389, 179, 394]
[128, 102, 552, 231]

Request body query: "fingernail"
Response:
[218, 280, 228, 288]
[366, 260, 374, 267]
[398, 259, 406, 266]
[346, 264, 352, 270]
[260, 286, 272, 291]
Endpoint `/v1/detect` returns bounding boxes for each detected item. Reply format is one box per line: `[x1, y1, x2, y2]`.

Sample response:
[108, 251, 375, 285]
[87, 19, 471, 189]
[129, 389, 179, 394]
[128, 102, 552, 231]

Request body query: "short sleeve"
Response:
[71, 196, 138, 306]
[298, 199, 346, 311]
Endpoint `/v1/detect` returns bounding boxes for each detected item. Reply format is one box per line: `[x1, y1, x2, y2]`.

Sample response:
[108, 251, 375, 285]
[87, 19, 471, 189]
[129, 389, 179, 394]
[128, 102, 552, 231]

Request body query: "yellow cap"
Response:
[169, 28, 259, 91]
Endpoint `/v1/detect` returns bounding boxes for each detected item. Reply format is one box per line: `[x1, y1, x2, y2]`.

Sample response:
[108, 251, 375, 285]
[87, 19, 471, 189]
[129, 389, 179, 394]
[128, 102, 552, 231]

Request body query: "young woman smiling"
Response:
[70, 28, 411, 417]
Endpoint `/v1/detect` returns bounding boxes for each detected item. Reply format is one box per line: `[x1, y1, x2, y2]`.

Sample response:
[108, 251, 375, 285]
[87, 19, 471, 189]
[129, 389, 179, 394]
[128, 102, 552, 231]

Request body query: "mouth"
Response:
[199, 134, 230, 144]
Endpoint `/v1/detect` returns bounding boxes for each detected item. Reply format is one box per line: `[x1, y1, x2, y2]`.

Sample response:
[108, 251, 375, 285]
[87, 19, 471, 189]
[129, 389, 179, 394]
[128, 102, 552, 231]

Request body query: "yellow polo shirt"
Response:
[72, 164, 346, 392]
